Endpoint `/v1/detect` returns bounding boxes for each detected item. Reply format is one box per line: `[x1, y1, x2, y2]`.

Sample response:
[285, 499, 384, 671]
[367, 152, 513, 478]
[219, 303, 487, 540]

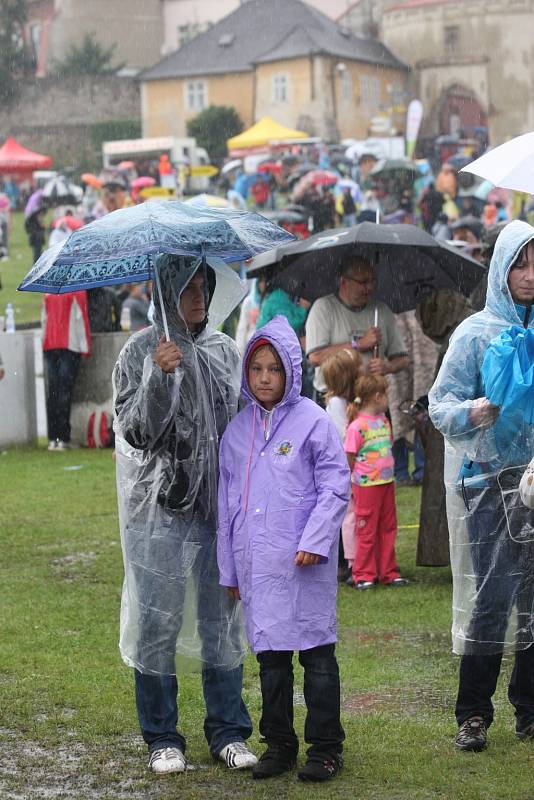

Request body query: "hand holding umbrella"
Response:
[154, 335, 183, 372]
[367, 307, 386, 375]
[373, 306, 379, 358]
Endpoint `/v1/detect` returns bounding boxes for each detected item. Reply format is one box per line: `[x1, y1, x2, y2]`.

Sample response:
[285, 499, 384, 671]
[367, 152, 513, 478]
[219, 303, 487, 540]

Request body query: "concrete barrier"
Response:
[0, 331, 37, 446]
[70, 331, 129, 447]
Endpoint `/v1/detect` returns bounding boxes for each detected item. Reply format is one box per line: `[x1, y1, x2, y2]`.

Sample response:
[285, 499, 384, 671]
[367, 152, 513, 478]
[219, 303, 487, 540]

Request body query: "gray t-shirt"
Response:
[305, 294, 407, 392]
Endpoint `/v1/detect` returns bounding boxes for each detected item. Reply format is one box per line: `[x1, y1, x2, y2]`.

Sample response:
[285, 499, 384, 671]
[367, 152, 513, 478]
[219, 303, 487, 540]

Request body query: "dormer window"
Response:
[218, 33, 235, 47]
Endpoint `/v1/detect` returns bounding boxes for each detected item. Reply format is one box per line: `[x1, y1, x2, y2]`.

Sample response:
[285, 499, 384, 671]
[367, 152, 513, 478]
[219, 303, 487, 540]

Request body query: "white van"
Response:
[102, 137, 211, 192]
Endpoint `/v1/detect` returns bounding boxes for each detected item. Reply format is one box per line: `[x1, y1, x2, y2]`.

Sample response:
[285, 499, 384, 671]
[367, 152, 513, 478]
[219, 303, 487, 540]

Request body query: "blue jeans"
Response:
[456, 482, 534, 727]
[392, 434, 425, 482]
[135, 664, 252, 756]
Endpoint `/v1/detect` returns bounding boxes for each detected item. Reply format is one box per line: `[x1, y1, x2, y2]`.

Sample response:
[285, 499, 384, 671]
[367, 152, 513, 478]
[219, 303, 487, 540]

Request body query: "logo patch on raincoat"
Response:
[273, 440, 293, 459]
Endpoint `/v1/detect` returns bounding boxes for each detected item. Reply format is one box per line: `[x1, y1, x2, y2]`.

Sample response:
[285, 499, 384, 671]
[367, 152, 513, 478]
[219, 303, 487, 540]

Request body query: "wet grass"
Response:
[3, 446, 534, 799]
[0, 210, 48, 325]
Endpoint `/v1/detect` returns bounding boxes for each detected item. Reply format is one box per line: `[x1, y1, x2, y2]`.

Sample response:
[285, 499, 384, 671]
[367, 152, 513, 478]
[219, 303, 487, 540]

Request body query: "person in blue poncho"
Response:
[429, 221, 534, 753]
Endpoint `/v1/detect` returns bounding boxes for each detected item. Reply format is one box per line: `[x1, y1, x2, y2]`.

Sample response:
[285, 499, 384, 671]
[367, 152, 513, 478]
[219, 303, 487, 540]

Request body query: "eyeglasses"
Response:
[343, 275, 374, 287]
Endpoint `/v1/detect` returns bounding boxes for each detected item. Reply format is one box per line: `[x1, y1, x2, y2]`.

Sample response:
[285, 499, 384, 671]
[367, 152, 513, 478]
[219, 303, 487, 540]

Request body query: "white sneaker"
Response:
[47, 440, 58, 451]
[218, 741, 258, 770]
[148, 747, 187, 774]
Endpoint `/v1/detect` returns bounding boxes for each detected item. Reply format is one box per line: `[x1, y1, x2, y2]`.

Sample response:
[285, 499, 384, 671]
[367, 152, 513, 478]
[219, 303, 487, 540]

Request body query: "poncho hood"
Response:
[485, 220, 534, 324]
[152, 252, 247, 340]
[241, 315, 302, 407]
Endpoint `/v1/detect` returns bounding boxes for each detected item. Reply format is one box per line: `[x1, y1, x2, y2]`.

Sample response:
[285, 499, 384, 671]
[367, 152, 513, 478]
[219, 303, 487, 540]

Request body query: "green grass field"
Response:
[1, 211, 49, 325]
[2, 446, 534, 799]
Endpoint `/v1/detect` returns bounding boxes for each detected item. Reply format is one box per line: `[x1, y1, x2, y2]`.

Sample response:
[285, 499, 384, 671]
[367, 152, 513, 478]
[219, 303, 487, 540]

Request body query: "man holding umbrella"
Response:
[112, 254, 258, 774]
[305, 256, 409, 402]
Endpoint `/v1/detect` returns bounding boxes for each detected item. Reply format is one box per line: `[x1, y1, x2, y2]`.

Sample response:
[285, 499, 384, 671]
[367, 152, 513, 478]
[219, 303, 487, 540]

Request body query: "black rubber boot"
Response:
[297, 753, 342, 782]
[251, 745, 297, 779]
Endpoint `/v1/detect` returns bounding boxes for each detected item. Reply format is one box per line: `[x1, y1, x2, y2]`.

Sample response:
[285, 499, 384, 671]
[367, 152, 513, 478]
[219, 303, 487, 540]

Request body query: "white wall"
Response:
[0, 332, 37, 447]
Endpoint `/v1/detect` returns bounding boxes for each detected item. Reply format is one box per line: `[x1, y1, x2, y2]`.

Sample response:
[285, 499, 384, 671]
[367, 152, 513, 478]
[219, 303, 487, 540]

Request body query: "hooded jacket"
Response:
[217, 315, 350, 653]
[429, 220, 534, 476]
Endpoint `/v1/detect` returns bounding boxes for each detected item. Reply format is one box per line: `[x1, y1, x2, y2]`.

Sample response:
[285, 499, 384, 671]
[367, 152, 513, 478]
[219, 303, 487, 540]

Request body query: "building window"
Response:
[360, 75, 369, 107]
[444, 26, 460, 53]
[185, 80, 207, 112]
[361, 75, 380, 109]
[272, 74, 288, 103]
[341, 69, 351, 101]
[29, 23, 41, 66]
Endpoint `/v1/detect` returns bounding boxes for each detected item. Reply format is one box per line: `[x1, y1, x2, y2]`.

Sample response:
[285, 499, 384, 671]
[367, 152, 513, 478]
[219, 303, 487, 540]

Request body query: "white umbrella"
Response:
[221, 159, 242, 175]
[460, 132, 534, 194]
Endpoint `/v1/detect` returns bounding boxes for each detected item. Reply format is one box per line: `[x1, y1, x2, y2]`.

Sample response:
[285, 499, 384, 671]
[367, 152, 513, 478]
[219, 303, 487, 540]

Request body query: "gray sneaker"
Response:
[217, 741, 258, 769]
[454, 716, 487, 751]
[148, 746, 187, 774]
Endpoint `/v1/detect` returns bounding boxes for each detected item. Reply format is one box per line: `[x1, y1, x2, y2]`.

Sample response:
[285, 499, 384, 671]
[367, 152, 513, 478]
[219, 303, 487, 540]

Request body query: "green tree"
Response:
[0, 0, 31, 103]
[53, 32, 124, 76]
[186, 105, 244, 162]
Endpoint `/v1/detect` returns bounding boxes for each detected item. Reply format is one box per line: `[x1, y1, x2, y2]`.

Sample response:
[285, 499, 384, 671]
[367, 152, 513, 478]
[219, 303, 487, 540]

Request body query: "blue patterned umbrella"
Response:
[18, 201, 294, 294]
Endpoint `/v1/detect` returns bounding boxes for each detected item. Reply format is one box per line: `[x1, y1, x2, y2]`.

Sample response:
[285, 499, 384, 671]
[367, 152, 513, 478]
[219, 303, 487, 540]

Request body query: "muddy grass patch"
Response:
[343, 684, 451, 717]
[339, 628, 450, 657]
[0, 730, 154, 800]
[49, 552, 97, 582]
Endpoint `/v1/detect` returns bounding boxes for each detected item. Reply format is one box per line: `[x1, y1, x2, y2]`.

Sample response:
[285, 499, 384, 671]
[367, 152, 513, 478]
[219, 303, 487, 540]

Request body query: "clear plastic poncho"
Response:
[429, 221, 534, 655]
[113, 254, 248, 674]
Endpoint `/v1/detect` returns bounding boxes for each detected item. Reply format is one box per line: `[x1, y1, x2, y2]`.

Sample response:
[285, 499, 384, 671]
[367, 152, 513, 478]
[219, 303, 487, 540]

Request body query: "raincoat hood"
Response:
[485, 220, 534, 323]
[153, 252, 247, 338]
[241, 315, 302, 407]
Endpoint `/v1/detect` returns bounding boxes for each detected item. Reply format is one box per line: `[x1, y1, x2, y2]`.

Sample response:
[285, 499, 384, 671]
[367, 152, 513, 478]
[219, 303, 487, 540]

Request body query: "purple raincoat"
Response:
[217, 315, 350, 653]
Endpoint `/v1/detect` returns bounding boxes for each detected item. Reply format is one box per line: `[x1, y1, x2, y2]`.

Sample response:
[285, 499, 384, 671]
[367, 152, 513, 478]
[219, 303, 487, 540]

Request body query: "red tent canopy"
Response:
[0, 137, 52, 173]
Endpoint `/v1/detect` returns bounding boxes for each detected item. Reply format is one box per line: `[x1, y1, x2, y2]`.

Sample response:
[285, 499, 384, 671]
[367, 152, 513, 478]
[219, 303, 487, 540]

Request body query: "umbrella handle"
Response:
[153, 259, 170, 342]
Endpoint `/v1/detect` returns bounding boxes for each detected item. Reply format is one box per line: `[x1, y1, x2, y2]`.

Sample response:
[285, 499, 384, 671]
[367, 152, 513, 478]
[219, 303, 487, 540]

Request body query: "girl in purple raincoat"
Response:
[217, 315, 350, 783]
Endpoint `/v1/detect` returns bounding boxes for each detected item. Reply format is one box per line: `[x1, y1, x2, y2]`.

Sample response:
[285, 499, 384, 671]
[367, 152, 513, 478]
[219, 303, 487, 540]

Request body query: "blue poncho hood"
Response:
[485, 220, 534, 324]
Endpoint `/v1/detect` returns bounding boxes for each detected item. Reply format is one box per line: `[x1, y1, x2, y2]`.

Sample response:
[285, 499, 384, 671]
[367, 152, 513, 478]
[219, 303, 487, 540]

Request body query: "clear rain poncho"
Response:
[113, 253, 248, 675]
[429, 220, 534, 655]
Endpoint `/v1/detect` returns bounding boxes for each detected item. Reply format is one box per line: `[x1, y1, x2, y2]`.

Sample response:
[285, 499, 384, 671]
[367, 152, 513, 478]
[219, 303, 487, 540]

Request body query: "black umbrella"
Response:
[42, 175, 83, 207]
[248, 222, 486, 312]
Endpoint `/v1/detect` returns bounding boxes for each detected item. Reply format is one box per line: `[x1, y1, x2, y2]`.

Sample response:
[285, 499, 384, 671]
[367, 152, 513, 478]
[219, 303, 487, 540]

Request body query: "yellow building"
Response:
[140, 0, 409, 143]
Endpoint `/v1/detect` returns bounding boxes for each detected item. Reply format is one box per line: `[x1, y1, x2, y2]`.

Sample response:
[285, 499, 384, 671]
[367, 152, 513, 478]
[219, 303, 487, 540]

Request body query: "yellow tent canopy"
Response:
[227, 117, 309, 152]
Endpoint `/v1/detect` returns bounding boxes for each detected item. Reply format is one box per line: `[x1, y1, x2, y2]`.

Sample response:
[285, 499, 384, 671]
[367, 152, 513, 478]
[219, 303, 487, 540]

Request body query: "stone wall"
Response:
[0, 76, 141, 171]
[381, 0, 534, 144]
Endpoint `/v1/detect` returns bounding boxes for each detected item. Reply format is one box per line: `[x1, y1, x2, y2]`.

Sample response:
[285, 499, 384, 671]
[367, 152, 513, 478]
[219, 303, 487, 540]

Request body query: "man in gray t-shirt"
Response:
[305, 257, 409, 394]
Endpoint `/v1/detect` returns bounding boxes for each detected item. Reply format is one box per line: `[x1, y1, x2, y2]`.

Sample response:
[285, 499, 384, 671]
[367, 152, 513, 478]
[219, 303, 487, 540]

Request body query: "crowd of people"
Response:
[106, 219, 534, 781]
[3, 143, 534, 781]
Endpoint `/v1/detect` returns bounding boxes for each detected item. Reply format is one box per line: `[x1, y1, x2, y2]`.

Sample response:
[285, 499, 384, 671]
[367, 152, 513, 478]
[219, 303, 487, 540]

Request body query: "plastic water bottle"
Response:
[5, 303, 15, 333]
[120, 305, 131, 332]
